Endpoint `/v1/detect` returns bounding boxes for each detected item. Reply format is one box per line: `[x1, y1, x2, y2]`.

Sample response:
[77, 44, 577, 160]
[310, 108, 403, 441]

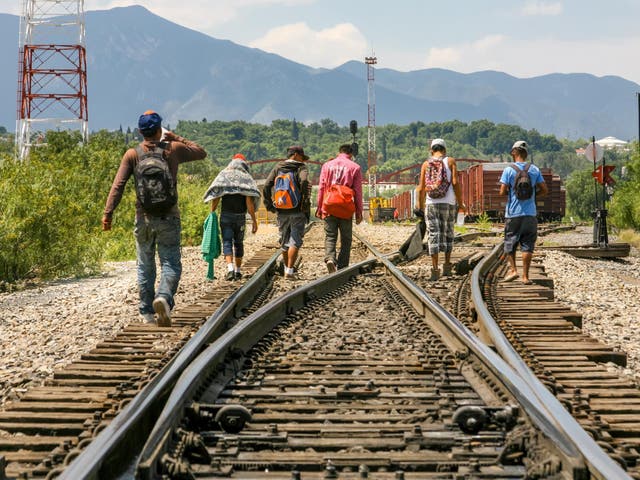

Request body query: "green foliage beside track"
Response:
[0, 130, 215, 286]
[609, 150, 640, 230]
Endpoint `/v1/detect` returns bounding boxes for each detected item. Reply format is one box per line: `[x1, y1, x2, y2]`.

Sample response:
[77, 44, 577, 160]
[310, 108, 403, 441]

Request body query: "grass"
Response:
[617, 229, 640, 248]
[475, 212, 493, 232]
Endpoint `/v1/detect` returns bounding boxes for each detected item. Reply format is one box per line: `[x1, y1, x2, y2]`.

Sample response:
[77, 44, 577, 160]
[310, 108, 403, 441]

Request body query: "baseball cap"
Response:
[286, 145, 309, 160]
[233, 153, 246, 161]
[511, 140, 528, 153]
[138, 110, 162, 133]
[431, 138, 446, 149]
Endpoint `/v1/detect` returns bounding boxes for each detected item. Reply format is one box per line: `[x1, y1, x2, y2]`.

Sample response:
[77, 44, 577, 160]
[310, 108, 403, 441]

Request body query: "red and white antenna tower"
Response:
[16, 0, 88, 159]
[365, 54, 377, 197]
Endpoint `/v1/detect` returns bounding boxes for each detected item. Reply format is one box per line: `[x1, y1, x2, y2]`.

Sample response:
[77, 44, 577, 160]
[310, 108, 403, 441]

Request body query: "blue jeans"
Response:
[323, 215, 353, 269]
[134, 215, 182, 315]
[220, 212, 246, 258]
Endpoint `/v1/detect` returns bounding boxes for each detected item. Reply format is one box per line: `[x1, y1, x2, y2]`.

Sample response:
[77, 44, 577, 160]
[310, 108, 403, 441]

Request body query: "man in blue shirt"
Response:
[499, 140, 548, 285]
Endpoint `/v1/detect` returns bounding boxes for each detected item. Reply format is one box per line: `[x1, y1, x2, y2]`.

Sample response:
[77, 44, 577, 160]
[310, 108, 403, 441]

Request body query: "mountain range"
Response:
[1, 5, 638, 141]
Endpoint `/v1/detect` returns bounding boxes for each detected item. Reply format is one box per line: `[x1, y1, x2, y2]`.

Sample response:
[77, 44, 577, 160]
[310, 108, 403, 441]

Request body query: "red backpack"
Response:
[424, 156, 450, 199]
[323, 184, 356, 219]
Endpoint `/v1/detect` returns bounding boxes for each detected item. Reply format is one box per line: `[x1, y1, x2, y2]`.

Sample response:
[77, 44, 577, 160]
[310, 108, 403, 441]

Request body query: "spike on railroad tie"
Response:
[291, 471, 301, 480]
[395, 471, 405, 480]
[359, 464, 369, 478]
[324, 462, 338, 479]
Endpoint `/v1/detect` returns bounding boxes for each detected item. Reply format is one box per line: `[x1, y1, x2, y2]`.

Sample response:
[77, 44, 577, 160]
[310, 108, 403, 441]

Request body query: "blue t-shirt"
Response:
[499, 162, 544, 218]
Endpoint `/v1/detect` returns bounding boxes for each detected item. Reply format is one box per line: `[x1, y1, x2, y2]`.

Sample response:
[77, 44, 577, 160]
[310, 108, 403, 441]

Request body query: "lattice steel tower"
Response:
[16, 0, 88, 159]
[365, 55, 377, 197]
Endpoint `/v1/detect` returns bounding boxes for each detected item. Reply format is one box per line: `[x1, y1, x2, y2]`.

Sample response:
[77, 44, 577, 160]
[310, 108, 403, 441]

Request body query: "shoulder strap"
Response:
[136, 144, 166, 157]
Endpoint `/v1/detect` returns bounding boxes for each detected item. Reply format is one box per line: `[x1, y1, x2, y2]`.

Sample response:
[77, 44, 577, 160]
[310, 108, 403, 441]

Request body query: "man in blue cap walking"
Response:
[102, 110, 207, 326]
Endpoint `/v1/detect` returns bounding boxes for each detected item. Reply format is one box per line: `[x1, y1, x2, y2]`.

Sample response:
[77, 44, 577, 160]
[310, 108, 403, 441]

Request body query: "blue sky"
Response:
[4, 0, 640, 84]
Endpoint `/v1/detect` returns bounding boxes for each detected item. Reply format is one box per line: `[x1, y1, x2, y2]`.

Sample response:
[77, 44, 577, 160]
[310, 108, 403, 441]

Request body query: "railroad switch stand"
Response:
[593, 208, 609, 248]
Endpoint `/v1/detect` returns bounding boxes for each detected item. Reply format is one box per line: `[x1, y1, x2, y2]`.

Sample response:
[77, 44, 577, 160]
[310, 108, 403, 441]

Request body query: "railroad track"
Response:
[126, 252, 592, 479]
[470, 243, 640, 479]
[0, 223, 378, 480]
[61, 226, 628, 479]
[0, 245, 275, 480]
[1, 223, 634, 479]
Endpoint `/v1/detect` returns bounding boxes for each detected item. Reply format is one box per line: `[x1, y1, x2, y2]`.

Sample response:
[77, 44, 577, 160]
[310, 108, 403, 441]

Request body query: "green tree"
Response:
[609, 149, 640, 229]
[565, 168, 599, 220]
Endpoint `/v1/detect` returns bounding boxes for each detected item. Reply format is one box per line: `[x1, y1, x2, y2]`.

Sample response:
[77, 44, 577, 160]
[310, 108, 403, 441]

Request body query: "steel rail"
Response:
[134, 241, 593, 479]
[471, 243, 632, 480]
[135, 258, 377, 478]
[373, 249, 586, 463]
[58, 248, 283, 480]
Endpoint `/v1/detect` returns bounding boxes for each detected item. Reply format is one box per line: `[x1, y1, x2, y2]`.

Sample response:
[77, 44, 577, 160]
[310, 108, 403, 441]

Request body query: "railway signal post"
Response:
[586, 137, 615, 247]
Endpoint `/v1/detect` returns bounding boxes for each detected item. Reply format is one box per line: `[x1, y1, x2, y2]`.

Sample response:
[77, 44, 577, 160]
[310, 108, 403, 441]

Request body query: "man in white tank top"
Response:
[417, 138, 464, 281]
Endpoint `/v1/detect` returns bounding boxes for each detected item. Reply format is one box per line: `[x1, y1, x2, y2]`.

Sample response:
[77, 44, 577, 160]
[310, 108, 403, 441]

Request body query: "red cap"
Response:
[233, 153, 246, 160]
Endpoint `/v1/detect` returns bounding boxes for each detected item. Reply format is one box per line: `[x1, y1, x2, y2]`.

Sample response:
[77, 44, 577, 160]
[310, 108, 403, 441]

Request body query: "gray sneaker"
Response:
[429, 268, 440, 282]
[152, 297, 172, 327]
[442, 262, 452, 276]
[326, 260, 337, 274]
[140, 313, 155, 324]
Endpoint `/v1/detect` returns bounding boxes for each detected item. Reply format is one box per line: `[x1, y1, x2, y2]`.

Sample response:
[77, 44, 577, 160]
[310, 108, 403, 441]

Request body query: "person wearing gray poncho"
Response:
[203, 153, 261, 280]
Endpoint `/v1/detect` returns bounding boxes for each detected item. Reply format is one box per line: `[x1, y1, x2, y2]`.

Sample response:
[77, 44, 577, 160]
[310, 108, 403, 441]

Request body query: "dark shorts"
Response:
[504, 216, 538, 253]
[277, 211, 306, 250]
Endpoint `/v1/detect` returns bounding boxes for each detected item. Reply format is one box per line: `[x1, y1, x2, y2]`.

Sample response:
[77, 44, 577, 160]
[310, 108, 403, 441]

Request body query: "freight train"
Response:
[385, 162, 565, 222]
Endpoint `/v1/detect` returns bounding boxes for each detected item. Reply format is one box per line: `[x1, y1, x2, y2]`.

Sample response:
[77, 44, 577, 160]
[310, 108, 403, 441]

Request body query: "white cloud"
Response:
[521, 1, 563, 16]
[421, 34, 640, 83]
[425, 34, 506, 70]
[250, 22, 368, 68]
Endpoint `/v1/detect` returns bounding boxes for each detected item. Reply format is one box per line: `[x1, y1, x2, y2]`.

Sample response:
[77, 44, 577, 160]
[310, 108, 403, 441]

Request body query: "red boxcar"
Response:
[390, 189, 415, 221]
[460, 162, 565, 221]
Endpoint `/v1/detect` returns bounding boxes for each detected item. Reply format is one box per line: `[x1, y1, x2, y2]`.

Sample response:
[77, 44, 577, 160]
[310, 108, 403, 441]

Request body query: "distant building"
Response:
[596, 136, 629, 150]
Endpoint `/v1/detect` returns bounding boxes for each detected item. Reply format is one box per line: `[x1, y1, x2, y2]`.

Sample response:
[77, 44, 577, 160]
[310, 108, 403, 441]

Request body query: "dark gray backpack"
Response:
[511, 163, 533, 200]
[134, 145, 177, 215]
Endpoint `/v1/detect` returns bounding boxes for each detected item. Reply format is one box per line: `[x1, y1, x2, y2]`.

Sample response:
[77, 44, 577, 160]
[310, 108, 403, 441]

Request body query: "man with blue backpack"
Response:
[263, 145, 311, 280]
[499, 140, 548, 285]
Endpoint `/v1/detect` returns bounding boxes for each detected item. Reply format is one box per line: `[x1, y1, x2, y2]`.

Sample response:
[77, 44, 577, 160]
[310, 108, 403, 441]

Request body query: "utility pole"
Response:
[16, 0, 88, 160]
[365, 54, 377, 198]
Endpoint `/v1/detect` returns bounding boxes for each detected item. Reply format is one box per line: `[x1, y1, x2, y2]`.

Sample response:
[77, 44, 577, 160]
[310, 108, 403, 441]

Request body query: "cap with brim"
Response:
[430, 138, 446, 149]
[511, 140, 528, 152]
[287, 145, 309, 160]
[138, 110, 162, 133]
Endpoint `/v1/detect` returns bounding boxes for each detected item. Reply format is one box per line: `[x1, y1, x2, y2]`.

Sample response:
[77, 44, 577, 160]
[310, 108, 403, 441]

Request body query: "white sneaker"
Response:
[140, 313, 155, 324]
[326, 260, 337, 274]
[152, 297, 172, 327]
